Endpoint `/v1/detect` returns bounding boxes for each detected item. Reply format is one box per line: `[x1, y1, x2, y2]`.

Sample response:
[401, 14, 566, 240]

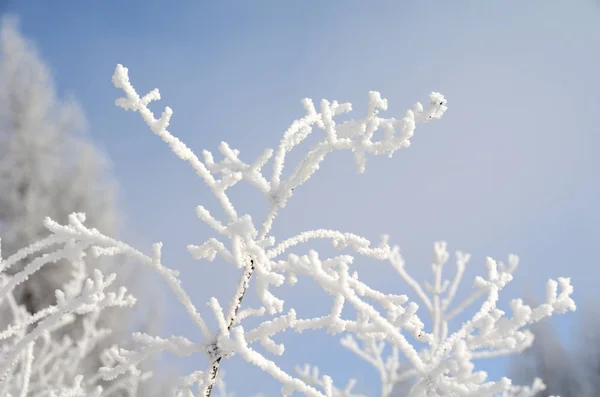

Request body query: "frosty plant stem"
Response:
[205, 259, 254, 397]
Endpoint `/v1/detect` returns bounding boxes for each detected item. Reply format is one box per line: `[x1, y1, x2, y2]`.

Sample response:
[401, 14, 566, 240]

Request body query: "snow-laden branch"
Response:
[334, 243, 574, 397]
[61, 63, 575, 397]
[105, 64, 448, 396]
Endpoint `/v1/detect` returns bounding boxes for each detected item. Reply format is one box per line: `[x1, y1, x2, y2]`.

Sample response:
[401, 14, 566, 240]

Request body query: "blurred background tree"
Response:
[508, 301, 600, 397]
[0, 16, 163, 395]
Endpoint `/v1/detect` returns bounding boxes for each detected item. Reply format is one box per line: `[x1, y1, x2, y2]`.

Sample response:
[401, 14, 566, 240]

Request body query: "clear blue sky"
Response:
[5, 1, 600, 395]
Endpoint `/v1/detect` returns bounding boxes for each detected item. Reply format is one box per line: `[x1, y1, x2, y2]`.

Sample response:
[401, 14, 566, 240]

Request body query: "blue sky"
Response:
[5, 1, 600, 395]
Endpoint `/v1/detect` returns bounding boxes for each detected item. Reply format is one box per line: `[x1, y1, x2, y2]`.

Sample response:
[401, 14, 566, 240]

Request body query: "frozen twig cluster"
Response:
[325, 242, 575, 397]
[91, 64, 573, 396]
[0, 213, 150, 396]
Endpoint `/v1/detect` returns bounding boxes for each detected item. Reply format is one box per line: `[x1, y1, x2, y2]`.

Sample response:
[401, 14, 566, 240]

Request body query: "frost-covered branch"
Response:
[104, 64, 447, 397]
[60, 63, 574, 397]
[0, 213, 149, 396]
[334, 242, 574, 397]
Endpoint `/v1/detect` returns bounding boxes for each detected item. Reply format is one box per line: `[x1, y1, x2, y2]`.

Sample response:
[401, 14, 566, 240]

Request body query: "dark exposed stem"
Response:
[204, 259, 255, 397]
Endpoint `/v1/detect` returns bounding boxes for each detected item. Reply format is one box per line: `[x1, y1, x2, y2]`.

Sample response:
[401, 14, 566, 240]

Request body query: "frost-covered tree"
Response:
[0, 16, 151, 393]
[0, 15, 116, 313]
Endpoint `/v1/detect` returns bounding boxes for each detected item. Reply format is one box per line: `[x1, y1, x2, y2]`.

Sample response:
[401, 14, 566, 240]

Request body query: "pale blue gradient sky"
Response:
[5, 1, 600, 395]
